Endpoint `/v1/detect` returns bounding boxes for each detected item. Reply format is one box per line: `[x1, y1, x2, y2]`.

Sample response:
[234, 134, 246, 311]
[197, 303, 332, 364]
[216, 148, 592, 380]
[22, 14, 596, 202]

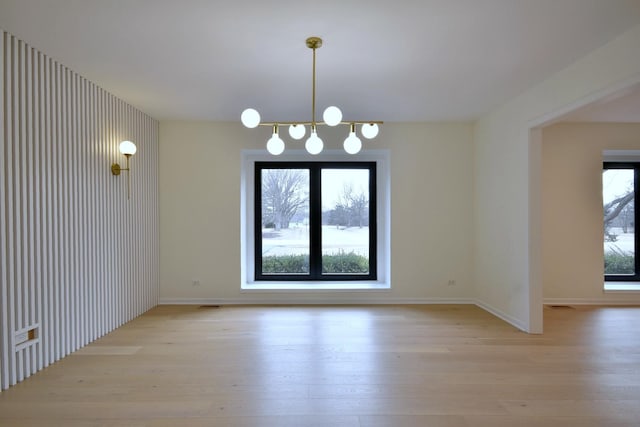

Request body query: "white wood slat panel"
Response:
[0, 29, 7, 391]
[7, 34, 17, 386]
[0, 28, 159, 392]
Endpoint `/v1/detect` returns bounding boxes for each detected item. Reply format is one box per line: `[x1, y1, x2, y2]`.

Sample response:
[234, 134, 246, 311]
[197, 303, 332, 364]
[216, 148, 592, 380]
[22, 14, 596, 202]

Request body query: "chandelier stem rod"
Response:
[312, 44, 316, 128]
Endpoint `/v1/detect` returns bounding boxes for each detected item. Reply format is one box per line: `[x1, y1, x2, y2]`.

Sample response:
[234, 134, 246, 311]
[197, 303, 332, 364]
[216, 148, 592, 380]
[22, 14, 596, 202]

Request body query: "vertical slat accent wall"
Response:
[0, 29, 159, 391]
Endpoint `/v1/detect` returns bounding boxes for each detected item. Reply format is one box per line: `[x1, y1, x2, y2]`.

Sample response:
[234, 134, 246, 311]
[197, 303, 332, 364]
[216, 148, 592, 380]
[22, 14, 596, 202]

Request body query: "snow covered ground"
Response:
[262, 225, 369, 257]
[604, 228, 634, 254]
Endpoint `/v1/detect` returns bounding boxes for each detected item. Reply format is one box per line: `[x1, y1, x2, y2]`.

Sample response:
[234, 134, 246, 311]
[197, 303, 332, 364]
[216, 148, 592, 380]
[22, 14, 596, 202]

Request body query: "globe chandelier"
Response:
[241, 36, 383, 155]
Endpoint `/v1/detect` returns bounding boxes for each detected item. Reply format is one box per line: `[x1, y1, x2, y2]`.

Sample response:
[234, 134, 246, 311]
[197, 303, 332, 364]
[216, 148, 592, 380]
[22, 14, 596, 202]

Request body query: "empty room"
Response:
[1, 1, 640, 426]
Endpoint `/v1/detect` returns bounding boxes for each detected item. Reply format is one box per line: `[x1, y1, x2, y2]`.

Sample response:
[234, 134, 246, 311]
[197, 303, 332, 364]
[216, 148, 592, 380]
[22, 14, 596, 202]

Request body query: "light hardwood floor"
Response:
[1, 304, 639, 426]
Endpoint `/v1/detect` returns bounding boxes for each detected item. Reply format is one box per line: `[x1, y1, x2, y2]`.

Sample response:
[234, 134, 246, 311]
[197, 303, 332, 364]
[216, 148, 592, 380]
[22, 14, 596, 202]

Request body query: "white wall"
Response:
[159, 121, 474, 303]
[474, 23, 640, 332]
[0, 30, 160, 391]
[542, 122, 640, 303]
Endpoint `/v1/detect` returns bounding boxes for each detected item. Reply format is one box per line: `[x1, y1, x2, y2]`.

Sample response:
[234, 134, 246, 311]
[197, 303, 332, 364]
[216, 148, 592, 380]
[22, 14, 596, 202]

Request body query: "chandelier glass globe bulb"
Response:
[361, 123, 379, 139]
[305, 131, 323, 155]
[288, 124, 306, 140]
[323, 106, 343, 127]
[343, 132, 362, 155]
[241, 108, 261, 128]
[266, 133, 285, 155]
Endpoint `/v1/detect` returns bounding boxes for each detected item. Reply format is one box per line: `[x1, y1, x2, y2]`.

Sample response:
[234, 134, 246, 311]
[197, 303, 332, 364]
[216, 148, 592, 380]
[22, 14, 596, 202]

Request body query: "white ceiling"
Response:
[1, 0, 640, 122]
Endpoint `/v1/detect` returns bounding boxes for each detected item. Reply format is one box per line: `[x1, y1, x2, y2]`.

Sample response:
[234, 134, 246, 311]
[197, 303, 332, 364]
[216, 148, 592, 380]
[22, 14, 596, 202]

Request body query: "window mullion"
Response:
[309, 165, 322, 279]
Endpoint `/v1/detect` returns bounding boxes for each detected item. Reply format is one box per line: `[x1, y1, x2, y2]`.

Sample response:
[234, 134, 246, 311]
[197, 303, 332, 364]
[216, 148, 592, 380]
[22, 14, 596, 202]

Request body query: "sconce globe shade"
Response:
[241, 108, 261, 128]
[361, 123, 379, 139]
[323, 106, 342, 126]
[305, 132, 323, 155]
[343, 132, 362, 155]
[288, 124, 306, 140]
[119, 140, 137, 155]
[266, 134, 285, 155]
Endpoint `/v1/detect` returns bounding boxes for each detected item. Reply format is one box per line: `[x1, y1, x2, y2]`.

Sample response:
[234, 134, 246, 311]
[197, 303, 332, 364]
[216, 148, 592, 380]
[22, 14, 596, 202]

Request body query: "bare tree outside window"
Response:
[261, 169, 308, 231]
[326, 182, 369, 229]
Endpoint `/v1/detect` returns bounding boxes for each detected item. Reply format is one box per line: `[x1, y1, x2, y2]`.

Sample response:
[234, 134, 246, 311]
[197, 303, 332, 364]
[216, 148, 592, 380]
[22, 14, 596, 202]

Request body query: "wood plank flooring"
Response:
[1, 304, 639, 426]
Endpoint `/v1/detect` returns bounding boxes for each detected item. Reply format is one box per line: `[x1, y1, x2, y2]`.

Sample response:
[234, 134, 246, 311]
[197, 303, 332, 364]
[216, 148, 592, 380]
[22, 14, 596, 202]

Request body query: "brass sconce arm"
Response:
[111, 141, 136, 199]
[111, 154, 131, 176]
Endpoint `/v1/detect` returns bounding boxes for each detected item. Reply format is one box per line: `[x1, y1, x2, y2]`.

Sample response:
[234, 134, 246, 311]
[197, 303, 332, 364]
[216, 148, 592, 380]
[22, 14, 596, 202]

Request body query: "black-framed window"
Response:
[603, 162, 639, 281]
[255, 161, 377, 281]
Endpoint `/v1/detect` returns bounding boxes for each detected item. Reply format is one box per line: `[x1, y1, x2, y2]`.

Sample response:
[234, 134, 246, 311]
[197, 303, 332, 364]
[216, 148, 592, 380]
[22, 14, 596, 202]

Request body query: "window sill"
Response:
[604, 282, 640, 292]
[241, 282, 391, 291]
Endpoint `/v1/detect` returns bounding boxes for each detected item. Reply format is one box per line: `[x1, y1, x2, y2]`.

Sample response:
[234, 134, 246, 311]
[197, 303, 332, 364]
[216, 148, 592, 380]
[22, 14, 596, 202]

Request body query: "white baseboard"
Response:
[544, 298, 640, 306]
[159, 297, 476, 305]
[474, 299, 528, 332]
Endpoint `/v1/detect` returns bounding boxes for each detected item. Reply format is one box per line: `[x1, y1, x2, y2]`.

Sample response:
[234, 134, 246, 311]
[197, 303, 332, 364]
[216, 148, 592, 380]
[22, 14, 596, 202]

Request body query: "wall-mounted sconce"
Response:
[111, 140, 137, 199]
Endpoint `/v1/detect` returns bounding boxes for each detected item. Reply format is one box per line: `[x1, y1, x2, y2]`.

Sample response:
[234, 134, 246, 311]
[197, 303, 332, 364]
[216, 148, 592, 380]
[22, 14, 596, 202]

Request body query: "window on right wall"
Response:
[603, 162, 639, 281]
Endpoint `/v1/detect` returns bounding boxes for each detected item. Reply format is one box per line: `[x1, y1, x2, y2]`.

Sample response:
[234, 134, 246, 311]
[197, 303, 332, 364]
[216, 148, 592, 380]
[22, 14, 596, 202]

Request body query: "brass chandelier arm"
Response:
[256, 120, 384, 127]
